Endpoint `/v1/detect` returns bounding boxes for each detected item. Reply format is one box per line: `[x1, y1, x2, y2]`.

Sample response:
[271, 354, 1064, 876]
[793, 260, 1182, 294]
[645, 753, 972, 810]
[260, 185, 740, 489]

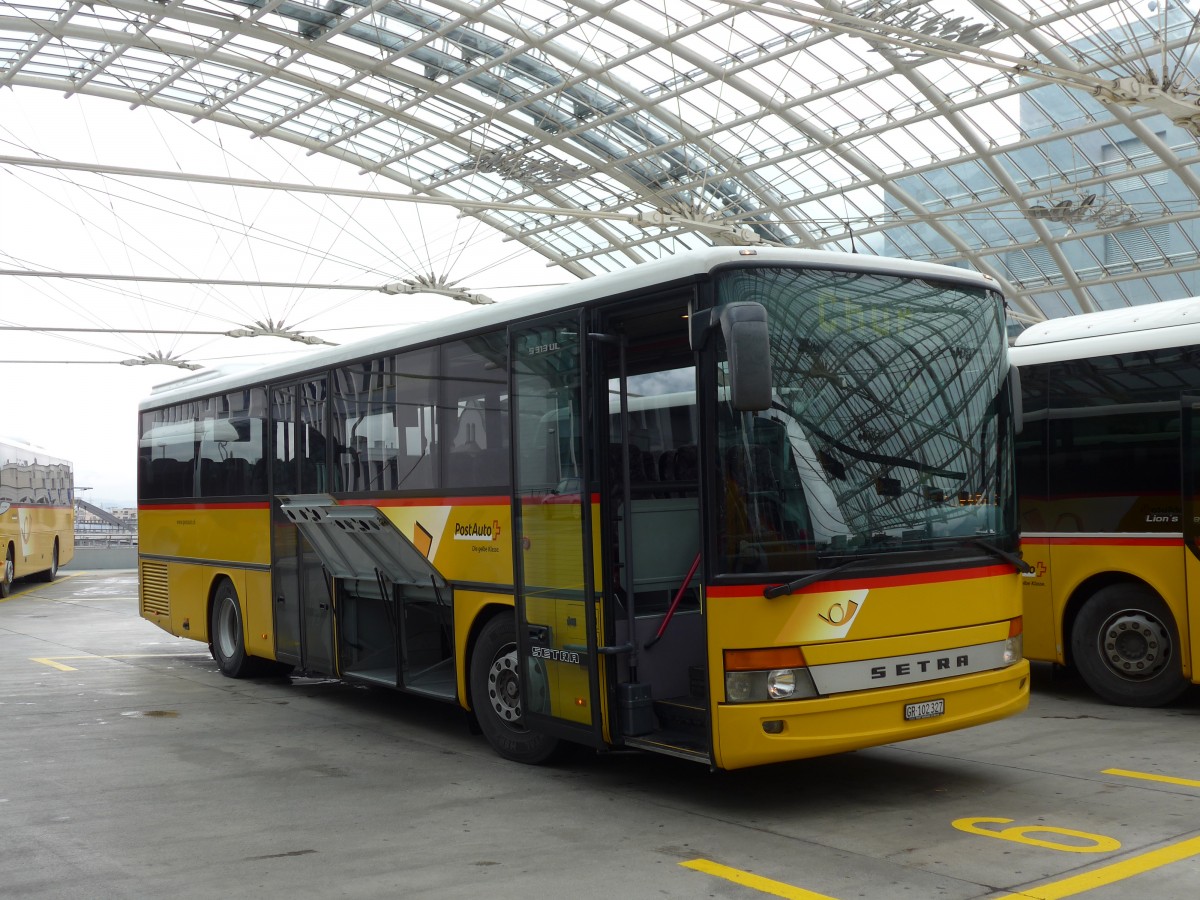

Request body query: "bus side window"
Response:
[440, 333, 508, 490]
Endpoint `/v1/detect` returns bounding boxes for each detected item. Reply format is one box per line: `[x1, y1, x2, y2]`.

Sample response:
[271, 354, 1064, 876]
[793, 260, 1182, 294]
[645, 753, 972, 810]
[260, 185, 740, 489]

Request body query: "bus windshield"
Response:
[714, 266, 1014, 575]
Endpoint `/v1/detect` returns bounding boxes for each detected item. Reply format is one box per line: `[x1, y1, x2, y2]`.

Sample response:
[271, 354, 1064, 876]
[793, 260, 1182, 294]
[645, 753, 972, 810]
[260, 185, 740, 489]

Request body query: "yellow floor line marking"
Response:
[1, 573, 103, 603]
[30, 597, 140, 603]
[992, 833, 1200, 900]
[31, 657, 78, 671]
[1103, 768, 1200, 789]
[681, 859, 839, 900]
[686, 832, 1200, 900]
[31, 652, 210, 671]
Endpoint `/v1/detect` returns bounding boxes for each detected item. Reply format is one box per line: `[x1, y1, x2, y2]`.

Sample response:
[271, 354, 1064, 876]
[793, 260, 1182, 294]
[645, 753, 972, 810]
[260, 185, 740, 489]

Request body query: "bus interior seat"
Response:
[150, 457, 193, 498]
[249, 458, 267, 494]
[641, 450, 658, 487]
[674, 444, 698, 482]
[658, 449, 675, 482]
[198, 458, 217, 495]
[223, 457, 250, 494]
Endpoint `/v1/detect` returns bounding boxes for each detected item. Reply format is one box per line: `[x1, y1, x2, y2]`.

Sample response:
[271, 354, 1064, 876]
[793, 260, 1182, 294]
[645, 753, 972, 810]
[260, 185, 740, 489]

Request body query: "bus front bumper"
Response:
[712, 660, 1030, 771]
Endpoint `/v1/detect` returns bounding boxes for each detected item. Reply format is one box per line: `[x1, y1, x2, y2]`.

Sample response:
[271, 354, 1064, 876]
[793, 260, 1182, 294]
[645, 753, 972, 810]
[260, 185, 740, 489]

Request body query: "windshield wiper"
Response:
[970, 538, 1035, 574]
[763, 558, 871, 599]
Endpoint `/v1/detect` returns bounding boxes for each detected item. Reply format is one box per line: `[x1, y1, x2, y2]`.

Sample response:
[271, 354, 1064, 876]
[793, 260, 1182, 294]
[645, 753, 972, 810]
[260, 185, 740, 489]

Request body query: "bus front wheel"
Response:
[1071, 585, 1189, 707]
[0, 545, 12, 598]
[469, 613, 563, 765]
[210, 580, 256, 678]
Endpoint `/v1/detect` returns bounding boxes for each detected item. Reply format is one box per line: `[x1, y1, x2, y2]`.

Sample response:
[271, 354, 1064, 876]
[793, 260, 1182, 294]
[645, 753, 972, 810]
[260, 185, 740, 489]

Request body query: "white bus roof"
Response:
[142, 246, 999, 410]
[1010, 296, 1200, 365]
[0, 437, 72, 467]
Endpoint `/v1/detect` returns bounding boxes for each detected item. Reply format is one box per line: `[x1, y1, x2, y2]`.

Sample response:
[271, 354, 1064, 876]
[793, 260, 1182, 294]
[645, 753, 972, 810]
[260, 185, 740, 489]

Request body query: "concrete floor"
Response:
[2, 569, 1199, 899]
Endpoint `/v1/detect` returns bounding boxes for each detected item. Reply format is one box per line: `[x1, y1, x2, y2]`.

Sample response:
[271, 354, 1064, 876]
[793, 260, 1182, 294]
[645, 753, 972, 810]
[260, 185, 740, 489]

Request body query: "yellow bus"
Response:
[138, 247, 1029, 769]
[1012, 297, 1200, 707]
[0, 437, 74, 596]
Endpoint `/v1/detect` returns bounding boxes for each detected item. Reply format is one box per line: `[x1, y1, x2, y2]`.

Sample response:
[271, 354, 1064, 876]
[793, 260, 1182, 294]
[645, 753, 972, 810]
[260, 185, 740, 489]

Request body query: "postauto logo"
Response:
[453, 519, 502, 542]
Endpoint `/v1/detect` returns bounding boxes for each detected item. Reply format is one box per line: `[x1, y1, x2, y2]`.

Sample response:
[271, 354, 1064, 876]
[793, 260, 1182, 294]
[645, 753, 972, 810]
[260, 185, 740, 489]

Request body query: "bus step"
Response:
[654, 696, 707, 735]
[622, 734, 710, 763]
[688, 665, 707, 699]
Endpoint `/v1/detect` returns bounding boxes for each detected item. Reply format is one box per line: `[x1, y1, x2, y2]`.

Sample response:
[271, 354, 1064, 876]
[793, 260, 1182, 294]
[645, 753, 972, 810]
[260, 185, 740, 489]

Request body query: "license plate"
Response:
[905, 699, 945, 721]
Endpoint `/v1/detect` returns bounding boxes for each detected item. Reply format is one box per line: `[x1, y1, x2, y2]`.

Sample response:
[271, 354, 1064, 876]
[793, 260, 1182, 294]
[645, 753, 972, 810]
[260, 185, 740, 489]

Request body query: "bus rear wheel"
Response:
[469, 613, 563, 765]
[0, 545, 12, 598]
[1071, 584, 1189, 707]
[210, 579, 257, 678]
[35, 540, 59, 582]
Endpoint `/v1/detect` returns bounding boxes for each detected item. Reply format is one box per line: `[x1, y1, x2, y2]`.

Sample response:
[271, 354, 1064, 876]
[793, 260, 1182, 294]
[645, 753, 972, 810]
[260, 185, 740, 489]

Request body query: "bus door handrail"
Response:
[644, 552, 701, 650]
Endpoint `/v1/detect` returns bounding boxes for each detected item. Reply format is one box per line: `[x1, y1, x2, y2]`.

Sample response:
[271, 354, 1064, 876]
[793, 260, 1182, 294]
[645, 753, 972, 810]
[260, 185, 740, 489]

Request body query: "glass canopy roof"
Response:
[2, 0, 1199, 332]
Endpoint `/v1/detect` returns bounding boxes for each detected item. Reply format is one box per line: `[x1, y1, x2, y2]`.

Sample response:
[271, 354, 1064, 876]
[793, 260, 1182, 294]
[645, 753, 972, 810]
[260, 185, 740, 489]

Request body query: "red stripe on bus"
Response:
[137, 501, 270, 511]
[1030, 536, 1183, 547]
[518, 493, 601, 506]
[343, 495, 509, 508]
[138, 497, 516, 511]
[707, 563, 1013, 597]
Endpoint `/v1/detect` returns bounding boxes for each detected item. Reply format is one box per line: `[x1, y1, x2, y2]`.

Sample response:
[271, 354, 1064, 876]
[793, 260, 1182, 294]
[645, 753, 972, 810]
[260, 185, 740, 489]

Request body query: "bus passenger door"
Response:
[1181, 395, 1200, 680]
[509, 313, 605, 746]
[598, 298, 708, 759]
[270, 379, 335, 675]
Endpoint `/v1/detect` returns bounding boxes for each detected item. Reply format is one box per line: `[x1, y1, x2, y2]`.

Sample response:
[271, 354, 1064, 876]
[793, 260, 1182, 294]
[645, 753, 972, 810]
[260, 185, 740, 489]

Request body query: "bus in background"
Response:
[0, 437, 74, 596]
[1011, 297, 1200, 706]
[137, 247, 1028, 770]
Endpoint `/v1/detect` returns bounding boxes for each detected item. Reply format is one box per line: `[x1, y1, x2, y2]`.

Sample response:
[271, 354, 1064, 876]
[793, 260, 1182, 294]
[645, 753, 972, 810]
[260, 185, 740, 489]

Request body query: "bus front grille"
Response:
[140, 562, 170, 617]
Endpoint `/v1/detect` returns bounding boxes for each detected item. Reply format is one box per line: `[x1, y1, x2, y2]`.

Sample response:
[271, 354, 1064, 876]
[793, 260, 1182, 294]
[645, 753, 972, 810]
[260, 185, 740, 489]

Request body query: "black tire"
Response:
[34, 540, 58, 583]
[0, 544, 13, 598]
[469, 613, 563, 765]
[1071, 584, 1189, 707]
[209, 579, 257, 678]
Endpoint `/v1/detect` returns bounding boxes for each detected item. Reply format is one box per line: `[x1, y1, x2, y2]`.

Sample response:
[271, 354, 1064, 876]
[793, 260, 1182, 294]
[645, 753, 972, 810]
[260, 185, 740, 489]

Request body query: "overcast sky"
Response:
[0, 89, 567, 507]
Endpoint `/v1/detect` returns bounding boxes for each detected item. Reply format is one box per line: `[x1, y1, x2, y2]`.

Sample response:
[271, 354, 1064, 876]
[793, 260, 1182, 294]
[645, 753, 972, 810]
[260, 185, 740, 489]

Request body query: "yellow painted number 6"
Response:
[953, 817, 1121, 853]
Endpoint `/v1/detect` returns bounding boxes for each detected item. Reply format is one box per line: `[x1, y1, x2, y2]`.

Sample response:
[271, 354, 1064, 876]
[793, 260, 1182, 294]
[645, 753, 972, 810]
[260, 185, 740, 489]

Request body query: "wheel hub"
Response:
[1099, 608, 1170, 680]
[215, 598, 239, 659]
[487, 650, 523, 723]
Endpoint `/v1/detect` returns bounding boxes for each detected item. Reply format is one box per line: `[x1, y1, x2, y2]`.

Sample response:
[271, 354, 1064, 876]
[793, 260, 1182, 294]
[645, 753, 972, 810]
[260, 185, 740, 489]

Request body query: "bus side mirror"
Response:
[721, 303, 773, 412]
[689, 301, 774, 411]
[1009, 364, 1024, 435]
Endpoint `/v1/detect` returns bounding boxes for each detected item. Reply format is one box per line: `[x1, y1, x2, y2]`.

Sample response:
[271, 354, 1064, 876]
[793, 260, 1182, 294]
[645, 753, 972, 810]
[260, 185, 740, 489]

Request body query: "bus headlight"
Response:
[767, 669, 796, 699]
[1004, 617, 1024, 665]
[724, 667, 817, 703]
[726, 673, 754, 703]
[724, 647, 820, 703]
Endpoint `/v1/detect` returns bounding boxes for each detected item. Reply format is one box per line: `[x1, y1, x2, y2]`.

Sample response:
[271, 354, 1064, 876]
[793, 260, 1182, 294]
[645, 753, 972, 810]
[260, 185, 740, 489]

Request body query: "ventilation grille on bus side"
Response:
[141, 562, 170, 618]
